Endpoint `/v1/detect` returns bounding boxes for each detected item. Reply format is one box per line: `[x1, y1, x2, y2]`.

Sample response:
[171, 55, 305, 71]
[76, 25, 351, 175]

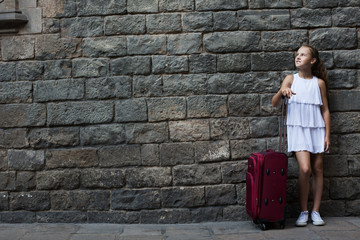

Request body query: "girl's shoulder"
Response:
[317, 78, 326, 89]
[283, 74, 295, 84]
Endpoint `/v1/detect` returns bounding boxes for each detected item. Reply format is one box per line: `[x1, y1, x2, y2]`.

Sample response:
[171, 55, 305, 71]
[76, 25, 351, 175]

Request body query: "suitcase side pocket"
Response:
[246, 172, 257, 219]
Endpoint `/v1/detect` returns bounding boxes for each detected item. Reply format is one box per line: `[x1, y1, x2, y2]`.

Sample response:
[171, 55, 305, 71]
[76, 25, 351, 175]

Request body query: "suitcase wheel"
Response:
[259, 223, 267, 231]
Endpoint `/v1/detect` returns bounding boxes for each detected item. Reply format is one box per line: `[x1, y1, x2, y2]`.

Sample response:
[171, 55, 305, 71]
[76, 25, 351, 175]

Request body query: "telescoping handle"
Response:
[279, 97, 288, 153]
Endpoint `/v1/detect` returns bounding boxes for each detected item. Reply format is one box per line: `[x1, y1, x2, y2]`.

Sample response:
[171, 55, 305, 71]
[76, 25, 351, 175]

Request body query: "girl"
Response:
[272, 45, 331, 227]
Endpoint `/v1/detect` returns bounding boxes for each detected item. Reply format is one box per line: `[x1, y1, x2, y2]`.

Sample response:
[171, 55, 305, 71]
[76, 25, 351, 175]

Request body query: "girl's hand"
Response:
[281, 87, 296, 98]
[324, 137, 330, 152]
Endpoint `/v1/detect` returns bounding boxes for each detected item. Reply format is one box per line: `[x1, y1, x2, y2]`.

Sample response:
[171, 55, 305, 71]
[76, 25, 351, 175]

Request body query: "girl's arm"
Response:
[319, 79, 331, 152]
[272, 75, 295, 107]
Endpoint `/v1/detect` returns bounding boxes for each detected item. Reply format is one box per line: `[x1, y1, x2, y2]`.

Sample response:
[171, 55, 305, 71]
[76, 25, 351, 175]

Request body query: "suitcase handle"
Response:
[279, 97, 288, 153]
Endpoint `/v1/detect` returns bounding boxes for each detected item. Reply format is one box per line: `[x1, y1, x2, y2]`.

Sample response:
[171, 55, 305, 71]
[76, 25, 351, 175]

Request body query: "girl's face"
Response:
[295, 47, 316, 70]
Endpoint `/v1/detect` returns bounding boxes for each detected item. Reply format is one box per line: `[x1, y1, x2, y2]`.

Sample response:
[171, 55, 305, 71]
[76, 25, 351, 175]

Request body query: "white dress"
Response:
[287, 73, 326, 153]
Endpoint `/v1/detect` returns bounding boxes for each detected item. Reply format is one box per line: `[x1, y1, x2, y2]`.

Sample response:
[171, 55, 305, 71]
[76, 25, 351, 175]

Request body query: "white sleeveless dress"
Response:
[287, 74, 326, 153]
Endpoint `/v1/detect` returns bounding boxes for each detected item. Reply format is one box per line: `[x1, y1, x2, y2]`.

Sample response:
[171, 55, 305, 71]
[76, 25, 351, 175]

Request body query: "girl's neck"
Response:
[298, 69, 313, 79]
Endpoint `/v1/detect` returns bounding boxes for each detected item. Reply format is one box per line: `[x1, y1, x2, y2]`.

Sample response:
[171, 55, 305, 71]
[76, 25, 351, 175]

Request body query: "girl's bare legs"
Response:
[311, 153, 324, 212]
[296, 151, 312, 212]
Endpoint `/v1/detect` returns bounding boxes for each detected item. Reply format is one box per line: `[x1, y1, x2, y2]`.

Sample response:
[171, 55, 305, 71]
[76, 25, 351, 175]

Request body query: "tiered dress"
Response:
[287, 73, 326, 153]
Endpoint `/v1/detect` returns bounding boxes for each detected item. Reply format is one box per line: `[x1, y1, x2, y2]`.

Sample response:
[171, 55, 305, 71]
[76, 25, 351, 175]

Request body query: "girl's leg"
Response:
[296, 151, 312, 212]
[311, 153, 324, 212]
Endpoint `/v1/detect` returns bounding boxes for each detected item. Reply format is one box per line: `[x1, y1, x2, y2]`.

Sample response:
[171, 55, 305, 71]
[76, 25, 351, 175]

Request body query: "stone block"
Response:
[346, 199, 360, 216]
[38, 0, 77, 18]
[189, 54, 217, 73]
[195, 140, 230, 163]
[248, 0, 265, 8]
[217, 53, 251, 73]
[238, 10, 290, 30]
[146, 14, 182, 34]
[330, 178, 360, 200]
[264, 0, 302, 8]
[10, 192, 50, 211]
[339, 0, 360, 7]
[140, 209, 191, 224]
[228, 94, 260, 116]
[0, 172, 15, 191]
[168, 33, 202, 55]
[333, 7, 360, 27]
[173, 164, 221, 185]
[210, 117, 250, 140]
[14, 172, 35, 192]
[28, 127, 79, 148]
[44, 60, 72, 80]
[191, 207, 223, 222]
[337, 134, 360, 155]
[111, 57, 151, 75]
[221, 161, 247, 183]
[1, 37, 35, 60]
[148, 97, 186, 122]
[328, 70, 357, 89]
[250, 116, 279, 137]
[331, 112, 360, 134]
[0, 211, 36, 223]
[159, 0, 195, 11]
[47, 101, 113, 126]
[262, 30, 308, 51]
[183, 12, 213, 32]
[18, 8, 42, 35]
[0, 151, 7, 170]
[0, 82, 32, 103]
[187, 95, 227, 118]
[72, 58, 108, 78]
[236, 183, 246, 205]
[126, 122, 168, 143]
[207, 73, 243, 94]
[251, 52, 294, 71]
[152, 55, 189, 74]
[80, 124, 125, 146]
[42, 18, 60, 34]
[0, 192, 8, 210]
[77, 0, 126, 16]
[37, 212, 88, 223]
[128, 35, 166, 55]
[8, 150, 44, 171]
[196, 0, 247, 10]
[88, 211, 140, 224]
[50, 190, 110, 211]
[161, 186, 205, 207]
[141, 144, 160, 166]
[98, 145, 141, 167]
[83, 37, 127, 57]
[112, 189, 161, 210]
[86, 76, 131, 99]
[223, 205, 248, 221]
[291, 9, 332, 28]
[104, 15, 146, 35]
[231, 139, 267, 159]
[214, 11, 239, 31]
[204, 31, 260, 53]
[133, 75, 163, 97]
[45, 148, 98, 169]
[0, 62, 16, 82]
[349, 156, 360, 176]
[0, 129, 28, 149]
[304, 0, 339, 8]
[310, 28, 357, 50]
[37, 170, 80, 190]
[35, 35, 81, 60]
[16, 61, 43, 81]
[334, 50, 360, 68]
[160, 142, 195, 166]
[60, 17, 103, 37]
[115, 98, 147, 123]
[323, 155, 349, 177]
[81, 169, 124, 189]
[126, 167, 172, 188]
[34, 79, 84, 102]
[163, 74, 207, 96]
[128, 0, 159, 13]
[205, 185, 237, 205]
[169, 120, 210, 141]
[329, 91, 360, 111]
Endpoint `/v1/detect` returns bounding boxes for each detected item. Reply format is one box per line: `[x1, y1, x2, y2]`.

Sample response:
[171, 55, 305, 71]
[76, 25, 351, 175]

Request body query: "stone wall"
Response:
[0, 0, 359, 223]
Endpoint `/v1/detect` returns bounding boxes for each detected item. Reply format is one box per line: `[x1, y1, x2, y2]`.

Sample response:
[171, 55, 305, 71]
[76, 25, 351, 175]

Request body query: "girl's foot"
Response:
[311, 211, 325, 226]
[295, 211, 309, 227]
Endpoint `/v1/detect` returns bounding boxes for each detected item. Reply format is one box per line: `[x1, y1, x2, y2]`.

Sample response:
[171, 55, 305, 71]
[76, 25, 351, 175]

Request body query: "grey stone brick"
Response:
[37, 212, 88, 223]
[126, 167, 172, 188]
[45, 148, 98, 169]
[330, 178, 360, 199]
[263, 0, 302, 8]
[221, 160, 247, 183]
[196, 0, 247, 10]
[261, 94, 280, 116]
[0, 211, 36, 223]
[339, 0, 360, 7]
[169, 120, 210, 141]
[238, 10, 290, 30]
[104, 15, 146, 35]
[141, 144, 160, 166]
[88, 211, 140, 224]
[168, 33, 202, 55]
[60, 17, 103, 37]
[0, 172, 15, 191]
[291, 8, 332, 28]
[159, 0, 194, 12]
[115, 98, 148, 122]
[0, 62, 16, 82]
[262, 30, 308, 51]
[146, 14, 182, 34]
[189, 54, 217, 73]
[173, 164, 221, 185]
[98, 145, 141, 167]
[207, 73, 243, 94]
[329, 91, 360, 111]
[248, 0, 265, 9]
[126, 122, 168, 143]
[161, 186, 205, 207]
[214, 11, 239, 31]
[133, 75, 163, 97]
[328, 70, 357, 89]
[86, 76, 131, 99]
[304, 0, 338, 8]
[0, 150, 7, 171]
[205, 185, 237, 205]
[0, 129, 28, 149]
[251, 52, 294, 71]
[0, 82, 32, 104]
[34, 79, 84, 102]
[334, 50, 360, 68]
[183, 12, 213, 32]
[147, 97, 186, 122]
[42, 18, 60, 34]
[35, 35, 81, 60]
[310, 28, 357, 50]
[37, 170, 80, 190]
[140, 209, 191, 224]
[81, 169, 124, 189]
[191, 207, 223, 223]
[346, 200, 360, 216]
[228, 94, 260, 116]
[210, 117, 250, 140]
[50, 190, 110, 211]
[331, 112, 360, 134]
[187, 95, 227, 118]
[230, 139, 267, 159]
[0, 192, 8, 210]
[152, 55, 189, 74]
[10, 192, 50, 211]
[333, 7, 360, 27]
[80, 124, 125, 145]
[128, 35, 166, 55]
[39, 0, 77, 18]
[204, 31, 260, 53]
[72, 58, 109, 78]
[163, 74, 207, 96]
[15, 172, 36, 192]
[28, 127, 79, 148]
[111, 57, 151, 75]
[160, 142, 195, 166]
[77, 0, 126, 16]
[47, 101, 113, 126]
[223, 205, 248, 221]
[0, 104, 46, 128]
[217, 53, 251, 73]
[337, 134, 360, 155]
[16, 61, 43, 81]
[128, 0, 159, 13]
[249, 116, 279, 137]
[112, 189, 161, 210]
[195, 140, 230, 163]
[1, 37, 35, 60]
[236, 183, 246, 205]
[349, 156, 360, 176]
[83, 37, 127, 58]
[323, 155, 349, 177]
[44, 60, 72, 80]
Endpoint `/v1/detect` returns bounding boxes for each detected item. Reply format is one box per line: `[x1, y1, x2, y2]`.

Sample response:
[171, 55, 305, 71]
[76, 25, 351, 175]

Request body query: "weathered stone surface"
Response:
[214, 11, 238, 31]
[231, 139, 267, 159]
[205, 185, 237, 205]
[228, 94, 260, 116]
[191, 207, 223, 222]
[189, 54, 217, 73]
[133, 75, 163, 97]
[0, 82, 32, 103]
[0, 192, 8, 210]
[112, 189, 161, 210]
[0, 212, 36, 223]
[264, 0, 302, 8]
[163, 74, 207, 96]
[251, 52, 294, 71]
[310, 28, 357, 50]
[346, 199, 360, 216]
[249, 116, 279, 137]
[0, 62, 16, 82]
[1, 37, 35, 60]
[10, 192, 50, 211]
[146, 14, 182, 33]
[323, 155, 349, 177]
[72, 58, 108, 78]
[128, 35, 166, 55]
[141, 144, 160, 166]
[221, 161, 247, 183]
[173, 164, 221, 185]
[169, 120, 210, 141]
[0, 104, 46, 128]
[0, 129, 27, 149]
[160, 142, 194, 166]
[81, 169, 124, 189]
[47, 101, 113, 126]
[217, 54, 251, 73]
[140, 209, 191, 224]
[37, 212, 88, 223]
[16, 61, 44, 81]
[45, 148, 98, 169]
[111, 57, 151, 75]
[291, 9, 332, 28]
[14, 171, 35, 192]
[35, 35, 81, 60]
[34, 79, 84, 102]
[128, 0, 159, 13]
[333, 50, 360, 68]
[262, 30, 308, 51]
[195, 140, 230, 163]
[183, 12, 213, 32]
[51, 191, 110, 211]
[337, 134, 360, 155]
[331, 112, 360, 134]
[126, 122, 168, 143]
[329, 91, 360, 111]
[328, 70, 357, 89]
[159, 0, 194, 12]
[80, 124, 125, 146]
[162, 186, 205, 207]
[210, 118, 250, 140]
[104, 15, 146, 35]
[238, 10, 290, 30]
[349, 156, 360, 176]
[236, 183, 246, 205]
[0, 151, 7, 171]
[330, 178, 360, 200]
[168, 33, 202, 55]
[126, 167, 172, 188]
[60, 17, 103, 37]
[86, 76, 131, 99]
[339, 0, 360, 7]
[39, 0, 77, 18]
[88, 211, 139, 223]
[83, 37, 127, 57]
[0, 172, 15, 191]
[196, 0, 247, 10]
[42, 18, 61, 34]
[304, 0, 339, 8]
[115, 98, 147, 122]
[28, 127, 79, 148]
[98, 145, 141, 167]
[43, 60, 72, 80]
[333, 7, 360, 27]
[77, 0, 126, 16]
[187, 95, 227, 118]
[37, 170, 80, 190]
[152, 55, 189, 74]
[147, 97, 186, 122]
[223, 205, 248, 221]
